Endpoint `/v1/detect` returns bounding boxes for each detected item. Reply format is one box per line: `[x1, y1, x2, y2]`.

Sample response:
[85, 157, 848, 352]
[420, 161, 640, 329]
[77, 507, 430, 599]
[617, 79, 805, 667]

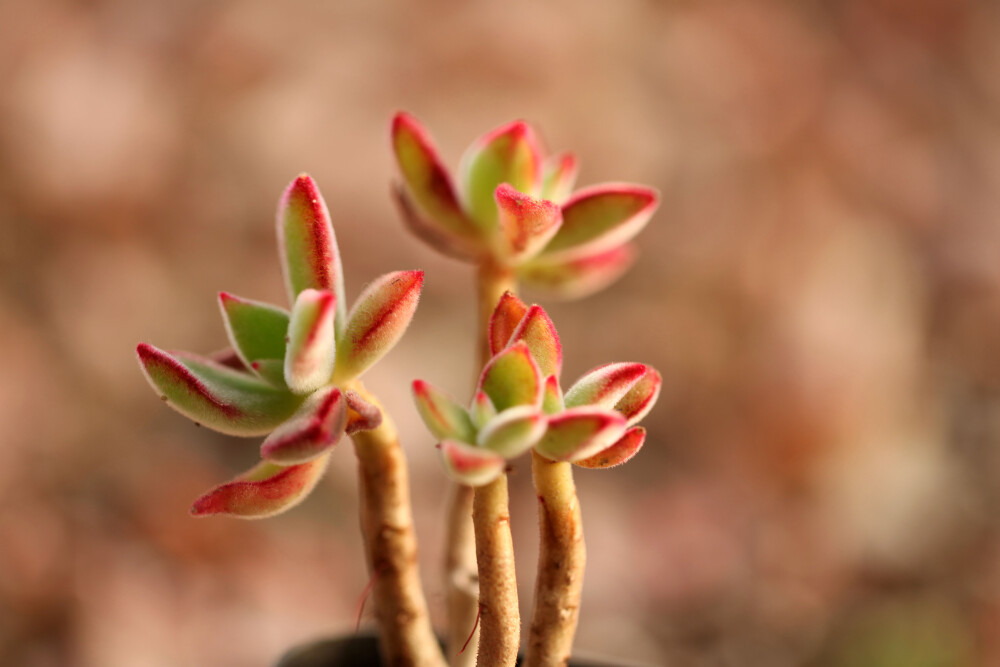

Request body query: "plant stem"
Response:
[473, 473, 520, 666]
[348, 383, 446, 667]
[444, 259, 517, 664]
[526, 451, 585, 667]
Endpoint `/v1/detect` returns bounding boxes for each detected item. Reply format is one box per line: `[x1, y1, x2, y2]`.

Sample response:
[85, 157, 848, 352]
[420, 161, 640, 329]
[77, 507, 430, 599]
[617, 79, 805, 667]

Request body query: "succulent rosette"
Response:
[413, 293, 661, 486]
[137, 175, 424, 518]
[391, 113, 660, 298]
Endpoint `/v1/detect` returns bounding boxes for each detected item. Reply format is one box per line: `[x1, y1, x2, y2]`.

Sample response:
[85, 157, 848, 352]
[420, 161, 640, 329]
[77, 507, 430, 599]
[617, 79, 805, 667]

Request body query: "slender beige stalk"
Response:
[348, 383, 447, 667]
[444, 259, 518, 663]
[526, 451, 585, 667]
[473, 474, 520, 666]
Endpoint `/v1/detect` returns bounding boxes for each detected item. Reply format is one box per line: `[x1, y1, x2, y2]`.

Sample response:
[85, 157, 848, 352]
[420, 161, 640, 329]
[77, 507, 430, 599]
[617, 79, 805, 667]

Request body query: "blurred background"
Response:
[2, 0, 999, 665]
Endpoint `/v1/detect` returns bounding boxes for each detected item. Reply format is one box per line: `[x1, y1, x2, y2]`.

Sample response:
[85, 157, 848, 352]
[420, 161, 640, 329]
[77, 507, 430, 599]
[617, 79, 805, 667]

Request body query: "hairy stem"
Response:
[526, 452, 585, 667]
[473, 474, 520, 666]
[348, 383, 446, 667]
[444, 259, 518, 663]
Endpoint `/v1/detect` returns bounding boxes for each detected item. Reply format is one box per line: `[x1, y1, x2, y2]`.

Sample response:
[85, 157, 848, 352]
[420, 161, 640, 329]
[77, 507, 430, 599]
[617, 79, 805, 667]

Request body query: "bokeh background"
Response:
[2, 0, 1000, 665]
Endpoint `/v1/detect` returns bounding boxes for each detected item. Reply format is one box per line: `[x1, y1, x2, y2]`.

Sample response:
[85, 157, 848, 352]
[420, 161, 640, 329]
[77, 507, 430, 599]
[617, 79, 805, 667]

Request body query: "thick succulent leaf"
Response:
[493, 184, 562, 262]
[260, 387, 347, 464]
[277, 174, 346, 329]
[518, 244, 636, 300]
[542, 375, 564, 415]
[136, 344, 304, 436]
[540, 152, 579, 204]
[459, 120, 542, 231]
[189, 455, 330, 519]
[533, 407, 627, 463]
[344, 390, 383, 434]
[477, 341, 542, 412]
[248, 359, 287, 388]
[336, 270, 424, 381]
[393, 186, 482, 262]
[540, 184, 659, 259]
[476, 405, 546, 459]
[564, 362, 650, 409]
[574, 426, 646, 469]
[470, 391, 497, 430]
[218, 293, 289, 372]
[391, 113, 477, 240]
[507, 304, 562, 378]
[412, 380, 476, 443]
[284, 289, 337, 395]
[615, 366, 662, 426]
[488, 291, 529, 356]
[439, 440, 506, 487]
[209, 347, 249, 371]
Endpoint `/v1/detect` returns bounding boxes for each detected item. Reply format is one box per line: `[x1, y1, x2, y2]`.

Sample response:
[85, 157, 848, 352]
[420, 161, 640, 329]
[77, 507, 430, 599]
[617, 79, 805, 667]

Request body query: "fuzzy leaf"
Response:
[518, 244, 636, 299]
[540, 153, 579, 204]
[344, 390, 383, 434]
[564, 362, 650, 410]
[277, 174, 346, 328]
[542, 375, 564, 415]
[248, 359, 287, 388]
[260, 387, 347, 464]
[534, 407, 627, 463]
[439, 440, 506, 487]
[284, 289, 337, 395]
[478, 341, 542, 412]
[541, 184, 659, 259]
[488, 291, 529, 356]
[469, 391, 497, 430]
[393, 186, 482, 261]
[391, 113, 477, 240]
[615, 366, 662, 426]
[493, 184, 562, 262]
[574, 426, 646, 469]
[412, 380, 476, 444]
[459, 121, 542, 231]
[336, 270, 423, 381]
[189, 455, 330, 519]
[137, 344, 303, 436]
[218, 293, 289, 372]
[507, 304, 562, 378]
[476, 405, 546, 459]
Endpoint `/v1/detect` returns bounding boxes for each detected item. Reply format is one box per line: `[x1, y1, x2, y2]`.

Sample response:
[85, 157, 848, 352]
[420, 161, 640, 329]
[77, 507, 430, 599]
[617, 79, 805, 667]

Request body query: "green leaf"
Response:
[533, 407, 626, 463]
[469, 391, 497, 430]
[477, 341, 542, 412]
[507, 304, 562, 378]
[412, 380, 476, 444]
[137, 344, 304, 436]
[218, 292, 289, 372]
[439, 440, 506, 487]
[540, 184, 658, 259]
[261, 387, 347, 464]
[284, 289, 337, 395]
[574, 426, 646, 469]
[541, 375, 564, 415]
[189, 455, 330, 519]
[477, 406, 546, 459]
[564, 363, 650, 410]
[518, 244, 636, 300]
[540, 152, 579, 204]
[335, 270, 423, 382]
[493, 184, 562, 263]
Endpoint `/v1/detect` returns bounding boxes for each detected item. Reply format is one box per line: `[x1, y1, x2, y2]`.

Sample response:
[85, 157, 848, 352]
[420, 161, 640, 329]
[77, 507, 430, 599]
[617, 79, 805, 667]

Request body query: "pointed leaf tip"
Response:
[541, 152, 579, 204]
[507, 304, 562, 378]
[493, 184, 562, 262]
[476, 405, 546, 459]
[488, 291, 528, 356]
[519, 244, 636, 300]
[478, 341, 542, 412]
[277, 174, 346, 321]
[284, 289, 337, 395]
[534, 407, 627, 463]
[336, 271, 423, 381]
[439, 440, 505, 487]
[460, 120, 543, 231]
[574, 426, 646, 469]
[564, 362, 649, 410]
[343, 390, 383, 433]
[542, 183, 659, 259]
[412, 380, 476, 443]
[137, 343, 303, 435]
[615, 366, 662, 426]
[218, 292, 289, 375]
[261, 387, 347, 464]
[189, 456, 330, 519]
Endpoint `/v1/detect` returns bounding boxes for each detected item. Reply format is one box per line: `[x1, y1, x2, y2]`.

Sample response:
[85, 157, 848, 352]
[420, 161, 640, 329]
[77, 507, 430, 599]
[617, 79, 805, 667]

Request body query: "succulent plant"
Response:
[136, 174, 424, 519]
[391, 113, 660, 298]
[413, 291, 661, 487]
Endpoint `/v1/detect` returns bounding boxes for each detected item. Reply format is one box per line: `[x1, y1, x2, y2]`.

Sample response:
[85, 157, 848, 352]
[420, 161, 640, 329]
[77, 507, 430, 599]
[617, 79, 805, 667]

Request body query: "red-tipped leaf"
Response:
[283, 289, 337, 395]
[344, 390, 383, 434]
[507, 304, 562, 378]
[488, 291, 529, 356]
[393, 185, 482, 261]
[564, 362, 650, 410]
[518, 244, 636, 299]
[534, 407, 627, 463]
[137, 344, 303, 436]
[476, 406, 546, 459]
[477, 341, 542, 412]
[542, 374, 564, 415]
[218, 293, 289, 373]
[470, 391, 497, 429]
[412, 380, 476, 444]
[336, 270, 423, 381]
[493, 184, 562, 262]
[459, 120, 543, 231]
[260, 387, 347, 464]
[189, 455, 330, 519]
[439, 440, 506, 487]
[540, 152, 579, 204]
[574, 426, 646, 469]
[615, 366, 662, 426]
[541, 183, 659, 259]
